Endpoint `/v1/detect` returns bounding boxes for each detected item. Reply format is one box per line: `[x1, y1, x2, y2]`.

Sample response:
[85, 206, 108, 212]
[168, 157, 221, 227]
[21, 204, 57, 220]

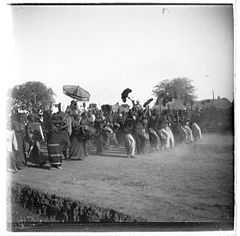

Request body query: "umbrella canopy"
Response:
[121, 88, 132, 103]
[63, 85, 90, 101]
[143, 98, 154, 107]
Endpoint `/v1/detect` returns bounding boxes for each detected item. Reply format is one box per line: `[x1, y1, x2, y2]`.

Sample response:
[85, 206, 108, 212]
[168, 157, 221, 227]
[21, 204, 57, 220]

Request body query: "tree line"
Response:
[8, 77, 196, 115]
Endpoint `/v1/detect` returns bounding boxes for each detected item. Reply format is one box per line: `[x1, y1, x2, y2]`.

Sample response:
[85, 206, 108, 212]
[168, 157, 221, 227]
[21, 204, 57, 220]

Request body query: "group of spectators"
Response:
[6, 99, 202, 172]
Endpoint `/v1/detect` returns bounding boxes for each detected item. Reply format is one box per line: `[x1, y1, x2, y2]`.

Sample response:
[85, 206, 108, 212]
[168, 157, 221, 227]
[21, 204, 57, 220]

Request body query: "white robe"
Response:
[191, 123, 202, 141]
[6, 129, 18, 152]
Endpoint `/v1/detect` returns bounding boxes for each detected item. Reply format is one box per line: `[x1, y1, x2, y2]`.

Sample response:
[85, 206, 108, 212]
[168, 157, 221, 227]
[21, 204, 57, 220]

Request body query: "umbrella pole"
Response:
[127, 96, 134, 103]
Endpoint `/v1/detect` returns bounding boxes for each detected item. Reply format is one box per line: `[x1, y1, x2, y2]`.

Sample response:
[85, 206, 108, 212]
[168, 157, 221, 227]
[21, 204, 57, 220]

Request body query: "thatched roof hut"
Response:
[195, 97, 233, 132]
[195, 97, 232, 109]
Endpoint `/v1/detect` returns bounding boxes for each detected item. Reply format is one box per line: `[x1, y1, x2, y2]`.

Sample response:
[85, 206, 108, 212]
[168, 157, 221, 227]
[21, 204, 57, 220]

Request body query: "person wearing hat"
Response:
[70, 100, 80, 114]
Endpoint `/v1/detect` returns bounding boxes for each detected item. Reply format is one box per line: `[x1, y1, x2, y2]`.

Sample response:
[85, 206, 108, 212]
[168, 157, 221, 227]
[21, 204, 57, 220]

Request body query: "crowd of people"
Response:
[6, 98, 202, 173]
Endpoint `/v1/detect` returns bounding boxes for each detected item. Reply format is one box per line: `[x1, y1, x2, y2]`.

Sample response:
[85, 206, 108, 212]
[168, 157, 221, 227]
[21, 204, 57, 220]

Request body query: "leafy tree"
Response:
[10, 81, 55, 114]
[152, 77, 196, 106]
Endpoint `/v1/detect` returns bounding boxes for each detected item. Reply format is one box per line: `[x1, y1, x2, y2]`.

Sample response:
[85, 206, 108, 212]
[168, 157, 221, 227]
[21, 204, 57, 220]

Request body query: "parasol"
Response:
[121, 88, 132, 103]
[63, 85, 90, 101]
[143, 98, 154, 107]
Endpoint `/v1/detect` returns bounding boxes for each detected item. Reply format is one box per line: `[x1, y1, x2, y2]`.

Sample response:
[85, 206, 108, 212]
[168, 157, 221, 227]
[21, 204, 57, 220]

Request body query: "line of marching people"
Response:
[6, 99, 202, 172]
[108, 100, 203, 158]
[146, 108, 202, 153]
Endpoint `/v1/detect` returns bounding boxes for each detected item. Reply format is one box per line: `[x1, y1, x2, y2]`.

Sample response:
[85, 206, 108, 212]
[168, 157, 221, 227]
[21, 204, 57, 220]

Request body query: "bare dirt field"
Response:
[8, 133, 234, 223]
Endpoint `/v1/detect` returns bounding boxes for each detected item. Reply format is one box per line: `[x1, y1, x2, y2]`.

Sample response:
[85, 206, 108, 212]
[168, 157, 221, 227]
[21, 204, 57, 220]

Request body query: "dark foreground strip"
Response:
[9, 222, 234, 232]
[8, 183, 234, 232]
[9, 182, 142, 232]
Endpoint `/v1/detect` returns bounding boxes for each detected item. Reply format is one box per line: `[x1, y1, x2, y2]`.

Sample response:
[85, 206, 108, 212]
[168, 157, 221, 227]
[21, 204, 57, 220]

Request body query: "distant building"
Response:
[195, 97, 233, 132]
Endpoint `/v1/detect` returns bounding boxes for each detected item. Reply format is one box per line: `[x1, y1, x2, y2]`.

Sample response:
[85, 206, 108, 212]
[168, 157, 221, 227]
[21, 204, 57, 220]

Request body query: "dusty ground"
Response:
[8, 133, 234, 223]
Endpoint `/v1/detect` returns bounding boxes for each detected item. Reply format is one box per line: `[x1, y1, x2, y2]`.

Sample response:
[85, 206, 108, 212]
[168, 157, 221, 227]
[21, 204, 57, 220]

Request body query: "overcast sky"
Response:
[11, 5, 233, 108]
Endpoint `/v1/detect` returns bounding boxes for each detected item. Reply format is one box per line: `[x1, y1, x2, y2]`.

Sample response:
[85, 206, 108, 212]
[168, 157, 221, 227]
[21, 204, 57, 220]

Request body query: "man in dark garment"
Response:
[56, 109, 70, 160]
[133, 110, 147, 155]
[121, 110, 136, 158]
[47, 113, 69, 169]
[94, 111, 106, 155]
[147, 109, 161, 152]
[24, 113, 46, 166]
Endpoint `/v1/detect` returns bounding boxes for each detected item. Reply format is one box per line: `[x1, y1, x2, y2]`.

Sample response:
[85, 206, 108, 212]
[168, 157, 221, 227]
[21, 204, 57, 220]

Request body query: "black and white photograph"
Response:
[2, 1, 236, 233]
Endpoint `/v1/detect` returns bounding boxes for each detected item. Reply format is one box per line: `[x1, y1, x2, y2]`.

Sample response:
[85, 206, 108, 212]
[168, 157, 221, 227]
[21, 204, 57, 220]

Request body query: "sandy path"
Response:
[9, 133, 234, 222]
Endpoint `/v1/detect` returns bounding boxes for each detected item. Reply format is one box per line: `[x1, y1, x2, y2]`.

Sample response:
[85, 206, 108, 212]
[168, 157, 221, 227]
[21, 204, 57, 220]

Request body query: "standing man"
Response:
[6, 121, 18, 173]
[47, 113, 69, 169]
[12, 113, 26, 169]
[24, 113, 45, 166]
[94, 110, 106, 155]
[147, 110, 160, 152]
[122, 110, 136, 158]
[133, 110, 147, 155]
